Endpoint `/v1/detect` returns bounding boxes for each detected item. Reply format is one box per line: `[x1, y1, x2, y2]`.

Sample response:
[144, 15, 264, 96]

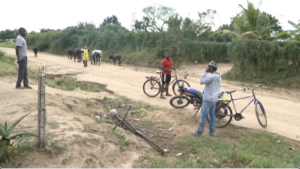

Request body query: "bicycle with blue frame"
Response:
[214, 84, 267, 128]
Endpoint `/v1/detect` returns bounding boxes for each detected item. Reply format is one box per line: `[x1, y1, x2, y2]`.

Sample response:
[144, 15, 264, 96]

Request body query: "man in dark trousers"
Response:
[160, 52, 176, 99]
[192, 60, 221, 136]
[15, 27, 32, 89]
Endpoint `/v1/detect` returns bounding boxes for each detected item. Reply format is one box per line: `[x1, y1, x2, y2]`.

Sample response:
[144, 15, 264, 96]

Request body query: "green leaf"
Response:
[7, 131, 37, 140]
[275, 31, 288, 38]
[10, 147, 15, 157]
[8, 112, 32, 135]
[0, 123, 7, 137]
[17, 145, 21, 154]
[0, 140, 7, 158]
[288, 20, 298, 29]
[5, 121, 8, 131]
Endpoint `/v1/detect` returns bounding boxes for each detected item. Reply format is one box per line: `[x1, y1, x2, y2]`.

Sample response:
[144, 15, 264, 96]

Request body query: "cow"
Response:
[67, 48, 74, 60]
[74, 49, 83, 62]
[91, 50, 103, 66]
[33, 47, 38, 57]
[109, 54, 121, 66]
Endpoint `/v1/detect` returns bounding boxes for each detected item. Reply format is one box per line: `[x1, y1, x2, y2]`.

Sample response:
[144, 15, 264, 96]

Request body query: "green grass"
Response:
[0, 50, 39, 78]
[223, 68, 300, 90]
[0, 41, 15, 48]
[137, 130, 300, 168]
[72, 134, 101, 146]
[46, 76, 107, 93]
[46, 77, 77, 91]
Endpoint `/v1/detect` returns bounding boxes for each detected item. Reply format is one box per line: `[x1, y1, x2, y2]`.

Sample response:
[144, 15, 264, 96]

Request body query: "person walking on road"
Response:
[15, 27, 32, 89]
[160, 52, 176, 99]
[192, 60, 221, 136]
[83, 46, 89, 67]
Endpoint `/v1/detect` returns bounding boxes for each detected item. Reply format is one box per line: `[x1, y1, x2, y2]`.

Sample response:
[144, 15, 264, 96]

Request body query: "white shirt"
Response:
[15, 35, 27, 61]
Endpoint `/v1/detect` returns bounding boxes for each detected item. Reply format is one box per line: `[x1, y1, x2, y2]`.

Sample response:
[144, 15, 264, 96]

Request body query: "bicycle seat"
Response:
[226, 90, 236, 94]
[155, 70, 162, 74]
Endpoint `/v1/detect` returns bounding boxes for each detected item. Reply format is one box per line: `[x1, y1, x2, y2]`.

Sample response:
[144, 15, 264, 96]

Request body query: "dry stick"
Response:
[168, 123, 177, 131]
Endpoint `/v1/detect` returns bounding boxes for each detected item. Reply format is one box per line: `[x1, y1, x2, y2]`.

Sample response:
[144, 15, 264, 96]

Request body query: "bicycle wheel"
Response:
[255, 102, 267, 128]
[143, 79, 161, 97]
[135, 129, 165, 155]
[215, 103, 233, 128]
[170, 95, 190, 108]
[172, 80, 190, 96]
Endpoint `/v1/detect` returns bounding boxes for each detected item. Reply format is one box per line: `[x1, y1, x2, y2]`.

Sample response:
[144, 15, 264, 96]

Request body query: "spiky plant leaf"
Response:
[7, 131, 36, 140]
[0, 140, 7, 158]
[4, 122, 8, 131]
[0, 123, 7, 137]
[7, 113, 31, 136]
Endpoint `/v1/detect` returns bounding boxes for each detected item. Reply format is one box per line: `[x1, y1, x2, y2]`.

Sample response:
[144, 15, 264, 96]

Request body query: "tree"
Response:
[0, 29, 18, 39]
[231, 1, 281, 40]
[134, 5, 176, 32]
[99, 15, 121, 27]
[276, 20, 300, 41]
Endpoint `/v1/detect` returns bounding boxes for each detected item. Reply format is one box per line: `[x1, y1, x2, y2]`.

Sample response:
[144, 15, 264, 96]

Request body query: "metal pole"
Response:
[37, 66, 47, 150]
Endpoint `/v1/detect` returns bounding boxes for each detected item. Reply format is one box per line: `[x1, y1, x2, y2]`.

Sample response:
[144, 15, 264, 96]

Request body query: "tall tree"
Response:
[134, 5, 176, 32]
[231, 1, 281, 40]
[100, 15, 121, 27]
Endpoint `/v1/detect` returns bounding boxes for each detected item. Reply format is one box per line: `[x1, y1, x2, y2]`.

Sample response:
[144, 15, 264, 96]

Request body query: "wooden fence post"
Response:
[37, 66, 47, 150]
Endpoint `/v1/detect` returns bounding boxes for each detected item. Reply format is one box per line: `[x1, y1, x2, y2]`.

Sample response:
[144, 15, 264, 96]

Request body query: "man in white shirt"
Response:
[15, 27, 32, 89]
[192, 60, 222, 136]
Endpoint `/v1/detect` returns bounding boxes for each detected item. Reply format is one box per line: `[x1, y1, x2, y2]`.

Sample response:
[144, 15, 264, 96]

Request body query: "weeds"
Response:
[48, 122, 60, 129]
[74, 117, 82, 122]
[120, 138, 129, 151]
[136, 130, 300, 168]
[72, 134, 100, 146]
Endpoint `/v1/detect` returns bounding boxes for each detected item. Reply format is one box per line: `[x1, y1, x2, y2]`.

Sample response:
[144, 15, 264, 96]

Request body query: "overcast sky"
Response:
[0, 0, 299, 32]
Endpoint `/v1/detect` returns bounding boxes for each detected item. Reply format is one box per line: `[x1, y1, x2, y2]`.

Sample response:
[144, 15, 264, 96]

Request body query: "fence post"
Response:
[37, 66, 47, 150]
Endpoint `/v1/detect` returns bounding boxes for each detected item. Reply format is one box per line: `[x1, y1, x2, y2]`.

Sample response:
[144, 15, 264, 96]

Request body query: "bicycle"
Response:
[214, 84, 267, 128]
[143, 69, 190, 97]
[111, 105, 165, 155]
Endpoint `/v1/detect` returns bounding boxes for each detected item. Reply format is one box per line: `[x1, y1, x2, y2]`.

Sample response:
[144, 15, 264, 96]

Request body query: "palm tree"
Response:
[275, 20, 300, 41]
[219, 1, 277, 40]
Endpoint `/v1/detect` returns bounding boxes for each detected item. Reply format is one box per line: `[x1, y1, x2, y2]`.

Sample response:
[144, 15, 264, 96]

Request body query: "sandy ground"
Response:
[1, 47, 300, 167]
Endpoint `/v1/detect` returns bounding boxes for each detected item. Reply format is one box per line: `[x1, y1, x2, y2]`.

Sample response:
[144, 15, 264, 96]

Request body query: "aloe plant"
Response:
[0, 113, 36, 158]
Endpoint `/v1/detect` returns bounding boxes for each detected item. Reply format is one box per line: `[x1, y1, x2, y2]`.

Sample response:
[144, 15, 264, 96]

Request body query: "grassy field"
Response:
[137, 131, 300, 168]
[0, 41, 15, 48]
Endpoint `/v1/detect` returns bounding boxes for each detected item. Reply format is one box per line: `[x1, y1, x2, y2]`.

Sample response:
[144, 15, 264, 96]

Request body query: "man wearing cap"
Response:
[192, 60, 222, 136]
[160, 52, 176, 99]
[82, 46, 89, 67]
[15, 27, 32, 89]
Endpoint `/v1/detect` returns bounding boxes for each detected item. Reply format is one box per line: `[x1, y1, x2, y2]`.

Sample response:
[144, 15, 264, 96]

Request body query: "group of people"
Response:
[15, 26, 221, 137]
[160, 52, 222, 137]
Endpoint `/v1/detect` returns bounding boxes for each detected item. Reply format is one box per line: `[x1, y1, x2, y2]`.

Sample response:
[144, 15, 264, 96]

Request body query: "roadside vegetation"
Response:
[137, 130, 300, 168]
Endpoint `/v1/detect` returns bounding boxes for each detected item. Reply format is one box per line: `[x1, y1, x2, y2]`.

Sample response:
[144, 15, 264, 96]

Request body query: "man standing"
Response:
[192, 60, 221, 136]
[15, 27, 32, 89]
[83, 46, 89, 67]
[160, 52, 176, 99]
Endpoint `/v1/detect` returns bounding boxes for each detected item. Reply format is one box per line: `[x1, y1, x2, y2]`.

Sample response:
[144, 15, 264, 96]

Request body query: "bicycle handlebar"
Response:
[242, 84, 262, 92]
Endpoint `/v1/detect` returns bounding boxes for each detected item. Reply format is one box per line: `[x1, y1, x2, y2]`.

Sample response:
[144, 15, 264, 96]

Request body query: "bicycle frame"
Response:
[225, 88, 262, 116]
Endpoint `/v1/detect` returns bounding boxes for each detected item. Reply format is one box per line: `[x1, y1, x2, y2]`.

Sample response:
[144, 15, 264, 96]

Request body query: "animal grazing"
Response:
[109, 54, 121, 66]
[33, 47, 38, 57]
[67, 48, 74, 59]
[91, 50, 103, 66]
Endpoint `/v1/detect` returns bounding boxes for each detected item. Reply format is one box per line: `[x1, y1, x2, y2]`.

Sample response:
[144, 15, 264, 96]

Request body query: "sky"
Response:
[0, 0, 299, 32]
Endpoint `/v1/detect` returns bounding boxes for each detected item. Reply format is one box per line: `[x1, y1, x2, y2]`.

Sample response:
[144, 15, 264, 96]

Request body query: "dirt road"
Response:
[1, 47, 300, 142]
